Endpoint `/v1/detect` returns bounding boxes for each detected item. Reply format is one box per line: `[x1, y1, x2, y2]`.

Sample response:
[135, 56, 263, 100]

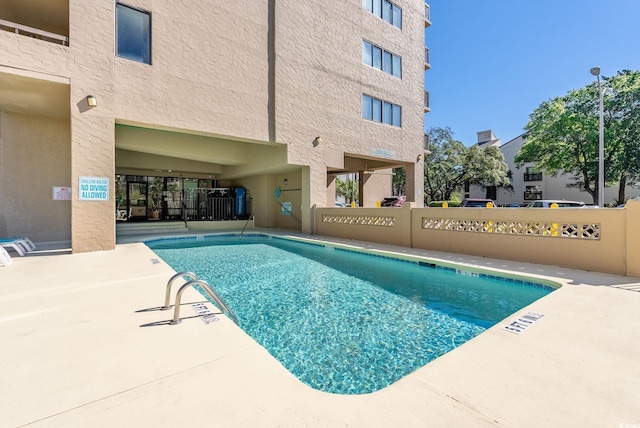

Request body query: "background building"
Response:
[0, 0, 430, 251]
[470, 132, 640, 206]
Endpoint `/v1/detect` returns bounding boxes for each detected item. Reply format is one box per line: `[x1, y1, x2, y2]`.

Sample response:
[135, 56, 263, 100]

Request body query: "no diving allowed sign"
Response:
[503, 312, 544, 334]
[192, 302, 219, 325]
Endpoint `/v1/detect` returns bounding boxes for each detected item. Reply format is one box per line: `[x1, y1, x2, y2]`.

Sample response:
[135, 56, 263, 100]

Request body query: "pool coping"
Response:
[1, 228, 639, 427]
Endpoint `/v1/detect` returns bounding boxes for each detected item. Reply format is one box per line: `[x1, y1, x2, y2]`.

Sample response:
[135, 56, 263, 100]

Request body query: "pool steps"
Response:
[163, 271, 239, 325]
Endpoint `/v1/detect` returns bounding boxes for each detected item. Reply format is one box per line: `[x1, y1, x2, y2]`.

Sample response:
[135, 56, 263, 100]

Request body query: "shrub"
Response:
[428, 201, 461, 207]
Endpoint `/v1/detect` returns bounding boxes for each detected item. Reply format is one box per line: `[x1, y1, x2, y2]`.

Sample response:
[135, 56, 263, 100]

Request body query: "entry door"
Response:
[164, 178, 183, 219]
[128, 182, 148, 220]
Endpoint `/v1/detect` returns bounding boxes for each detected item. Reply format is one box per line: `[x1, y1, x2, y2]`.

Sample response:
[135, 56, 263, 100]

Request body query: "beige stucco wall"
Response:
[625, 200, 640, 277]
[412, 207, 627, 275]
[0, 111, 71, 242]
[315, 205, 639, 277]
[316, 205, 412, 248]
[110, 0, 270, 141]
[275, 0, 425, 226]
[1, 0, 426, 251]
[69, 0, 271, 251]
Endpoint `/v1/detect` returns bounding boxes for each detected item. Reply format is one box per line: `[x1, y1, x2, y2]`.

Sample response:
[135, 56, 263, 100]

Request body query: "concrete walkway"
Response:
[1, 232, 639, 427]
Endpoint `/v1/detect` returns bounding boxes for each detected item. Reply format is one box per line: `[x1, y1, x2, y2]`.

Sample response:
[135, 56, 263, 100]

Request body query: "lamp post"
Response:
[590, 66, 605, 208]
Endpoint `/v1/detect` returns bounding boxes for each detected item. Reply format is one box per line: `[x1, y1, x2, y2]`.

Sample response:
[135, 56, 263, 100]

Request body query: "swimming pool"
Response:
[147, 234, 556, 394]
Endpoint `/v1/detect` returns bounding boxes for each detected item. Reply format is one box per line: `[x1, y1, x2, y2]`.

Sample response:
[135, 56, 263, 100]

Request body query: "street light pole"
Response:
[590, 66, 605, 208]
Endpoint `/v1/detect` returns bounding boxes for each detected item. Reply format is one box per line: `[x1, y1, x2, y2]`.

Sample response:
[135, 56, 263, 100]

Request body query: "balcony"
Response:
[0, 19, 68, 45]
[524, 192, 543, 201]
[424, 46, 431, 70]
[423, 134, 431, 155]
[524, 172, 543, 181]
[0, 0, 69, 46]
[424, 91, 430, 113]
[424, 3, 431, 27]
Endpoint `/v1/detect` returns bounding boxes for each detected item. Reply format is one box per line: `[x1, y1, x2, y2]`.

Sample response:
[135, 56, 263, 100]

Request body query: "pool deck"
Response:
[1, 229, 639, 427]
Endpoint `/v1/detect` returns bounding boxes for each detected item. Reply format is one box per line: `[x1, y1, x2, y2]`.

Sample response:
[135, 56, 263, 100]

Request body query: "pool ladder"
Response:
[162, 271, 239, 325]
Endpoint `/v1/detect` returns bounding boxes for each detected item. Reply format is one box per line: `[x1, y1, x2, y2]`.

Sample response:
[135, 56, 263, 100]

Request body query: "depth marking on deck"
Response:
[503, 312, 544, 334]
[192, 302, 219, 325]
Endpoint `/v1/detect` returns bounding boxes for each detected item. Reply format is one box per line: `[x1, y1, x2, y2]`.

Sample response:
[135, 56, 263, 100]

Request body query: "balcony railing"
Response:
[0, 18, 68, 46]
[424, 46, 431, 69]
[524, 192, 543, 200]
[424, 3, 431, 27]
[424, 91, 430, 112]
[423, 134, 431, 154]
[524, 172, 543, 181]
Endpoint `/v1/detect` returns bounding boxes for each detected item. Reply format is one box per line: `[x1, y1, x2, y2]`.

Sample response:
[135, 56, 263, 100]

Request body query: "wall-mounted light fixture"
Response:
[416, 154, 422, 163]
[313, 137, 322, 147]
[86, 95, 97, 107]
[284, 178, 288, 185]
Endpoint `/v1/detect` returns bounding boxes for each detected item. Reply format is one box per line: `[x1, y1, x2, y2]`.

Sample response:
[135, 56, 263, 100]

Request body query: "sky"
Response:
[424, 0, 640, 146]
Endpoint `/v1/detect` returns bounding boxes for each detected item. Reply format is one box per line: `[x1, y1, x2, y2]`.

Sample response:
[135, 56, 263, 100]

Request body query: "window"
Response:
[383, 102, 392, 124]
[373, 0, 382, 18]
[391, 104, 401, 127]
[383, 51, 392, 74]
[372, 98, 382, 122]
[362, 94, 402, 127]
[392, 55, 401, 78]
[524, 166, 543, 181]
[362, 41, 372, 66]
[362, 40, 402, 78]
[372, 45, 382, 70]
[362, 95, 373, 120]
[524, 185, 543, 200]
[363, 0, 402, 29]
[116, 3, 151, 64]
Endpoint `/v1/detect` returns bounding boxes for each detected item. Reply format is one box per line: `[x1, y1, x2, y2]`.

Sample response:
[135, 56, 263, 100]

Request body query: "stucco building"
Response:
[470, 132, 640, 206]
[0, 0, 431, 252]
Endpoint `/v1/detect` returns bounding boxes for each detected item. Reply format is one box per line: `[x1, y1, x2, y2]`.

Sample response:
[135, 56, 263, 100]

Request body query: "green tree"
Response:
[423, 127, 510, 202]
[516, 69, 640, 205]
[392, 167, 406, 196]
[607, 70, 640, 203]
[335, 176, 358, 204]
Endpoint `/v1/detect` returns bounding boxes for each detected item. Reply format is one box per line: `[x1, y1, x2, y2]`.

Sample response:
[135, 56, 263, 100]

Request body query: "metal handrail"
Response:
[170, 279, 238, 325]
[240, 215, 255, 237]
[0, 18, 68, 45]
[162, 271, 198, 310]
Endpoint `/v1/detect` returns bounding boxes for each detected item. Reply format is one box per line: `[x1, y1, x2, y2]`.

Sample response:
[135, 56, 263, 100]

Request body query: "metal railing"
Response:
[424, 91, 431, 111]
[424, 3, 431, 26]
[524, 172, 543, 181]
[424, 46, 430, 69]
[240, 215, 255, 237]
[0, 18, 68, 45]
[162, 271, 238, 325]
[524, 192, 543, 200]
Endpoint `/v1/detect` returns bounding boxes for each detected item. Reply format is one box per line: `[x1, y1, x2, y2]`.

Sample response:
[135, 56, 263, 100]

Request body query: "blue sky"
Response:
[424, 0, 640, 146]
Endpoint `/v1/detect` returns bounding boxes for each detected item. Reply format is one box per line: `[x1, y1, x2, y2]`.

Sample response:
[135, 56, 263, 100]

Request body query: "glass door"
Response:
[164, 178, 183, 220]
[127, 182, 148, 220]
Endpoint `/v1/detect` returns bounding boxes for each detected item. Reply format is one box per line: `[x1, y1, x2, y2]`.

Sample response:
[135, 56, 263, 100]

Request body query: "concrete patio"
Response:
[1, 232, 639, 427]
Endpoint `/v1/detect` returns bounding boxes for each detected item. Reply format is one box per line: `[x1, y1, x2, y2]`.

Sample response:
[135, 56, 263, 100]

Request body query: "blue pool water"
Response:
[147, 234, 555, 394]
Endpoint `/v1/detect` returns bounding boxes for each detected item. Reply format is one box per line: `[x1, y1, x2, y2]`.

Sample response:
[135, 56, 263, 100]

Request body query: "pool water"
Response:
[147, 234, 554, 394]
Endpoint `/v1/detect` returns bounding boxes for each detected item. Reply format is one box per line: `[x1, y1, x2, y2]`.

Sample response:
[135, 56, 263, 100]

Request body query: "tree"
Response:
[423, 127, 510, 202]
[607, 70, 640, 203]
[516, 69, 640, 205]
[392, 167, 405, 196]
[335, 176, 358, 204]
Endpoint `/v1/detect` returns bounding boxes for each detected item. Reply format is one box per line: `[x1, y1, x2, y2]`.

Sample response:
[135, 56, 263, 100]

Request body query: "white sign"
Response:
[281, 202, 292, 216]
[79, 176, 109, 201]
[371, 148, 395, 159]
[52, 186, 72, 201]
